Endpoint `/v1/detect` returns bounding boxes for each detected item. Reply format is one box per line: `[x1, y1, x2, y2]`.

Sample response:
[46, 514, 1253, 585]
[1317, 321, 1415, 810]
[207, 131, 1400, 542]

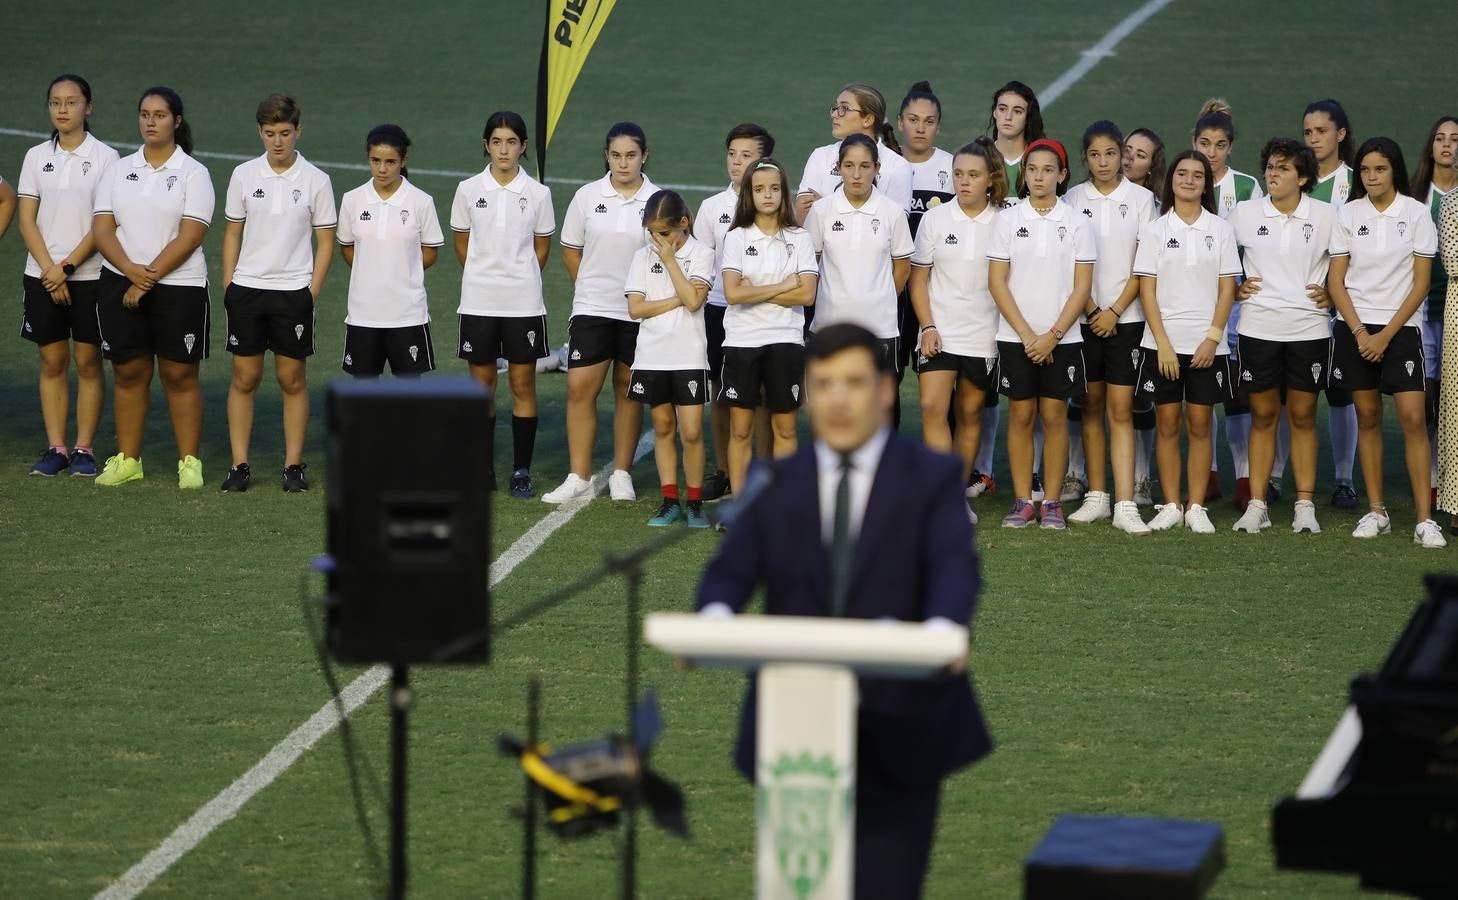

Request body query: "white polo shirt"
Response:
[907, 147, 955, 236]
[560, 173, 658, 322]
[1330, 194, 1439, 327]
[1231, 195, 1335, 342]
[450, 166, 555, 317]
[805, 188, 914, 339]
[910, 201, 999, 358]
[624, 236, 717, 371]
[18, 133, 120, 280]
[693, 185, 738, 309]
[987, 199, 1097, 345]
[1132, 209, 1242, 354]
[94, 146, 214, 287]
[720, 224, 819, 348]
[797, 141, 913, 214]
[336, 178, 444, 328]
[1065, 178, 1156, 322]
[225, 153, 336, 292]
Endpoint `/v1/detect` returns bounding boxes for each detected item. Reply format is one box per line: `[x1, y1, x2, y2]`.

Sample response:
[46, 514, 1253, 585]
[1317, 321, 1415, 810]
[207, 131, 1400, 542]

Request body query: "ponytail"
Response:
[879, 122, 902, 156]
[839, 83, 900, 154]
[139, 86, 192, 155]
[366, 123, 412, 179]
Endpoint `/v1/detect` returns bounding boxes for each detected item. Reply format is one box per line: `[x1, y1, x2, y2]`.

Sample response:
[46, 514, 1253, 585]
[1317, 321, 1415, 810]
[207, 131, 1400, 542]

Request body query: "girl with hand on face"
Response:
[1119, 126, 1166, 506]
[336, 125, 444, 379]
[545, 123, 658, 504]
[910, 138, 1007, 523]
[1328, 137, 1443, 547]
[91, 86, 213, 489]
[1410, 116, 1458, 504]
[987, 81, 1047, 209]
[718, 158, 818, 499]
[625, 190, 717, 529]
[17, 74, 119, 478]
[796, 83, 911, 224]
[450, 111, 555, 498]
[1131, 151, 1242, 534]
[987, 139, 1096, 531]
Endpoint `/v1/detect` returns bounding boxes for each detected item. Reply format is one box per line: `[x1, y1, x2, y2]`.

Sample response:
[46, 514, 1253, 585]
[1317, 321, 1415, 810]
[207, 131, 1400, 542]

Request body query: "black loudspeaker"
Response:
[325, 377, 492, 665]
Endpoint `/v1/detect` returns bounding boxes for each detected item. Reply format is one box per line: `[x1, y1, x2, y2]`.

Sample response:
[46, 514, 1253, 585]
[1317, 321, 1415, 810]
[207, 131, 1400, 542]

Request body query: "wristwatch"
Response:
[61, 259, 76, 277]
[1051, 327, 1065, 340]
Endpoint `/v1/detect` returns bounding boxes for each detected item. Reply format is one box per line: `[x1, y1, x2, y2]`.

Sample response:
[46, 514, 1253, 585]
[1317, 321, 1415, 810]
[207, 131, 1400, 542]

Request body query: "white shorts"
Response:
[1422, 320, 1443, 380]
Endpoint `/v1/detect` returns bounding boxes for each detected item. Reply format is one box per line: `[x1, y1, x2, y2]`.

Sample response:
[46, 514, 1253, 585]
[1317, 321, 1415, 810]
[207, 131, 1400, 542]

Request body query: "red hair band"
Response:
[1024, 138, 1068, 170]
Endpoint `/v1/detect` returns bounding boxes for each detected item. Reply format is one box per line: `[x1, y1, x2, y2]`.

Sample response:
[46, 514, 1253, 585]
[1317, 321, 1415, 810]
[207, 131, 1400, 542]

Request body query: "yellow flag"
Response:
[536, 0, 619, 177]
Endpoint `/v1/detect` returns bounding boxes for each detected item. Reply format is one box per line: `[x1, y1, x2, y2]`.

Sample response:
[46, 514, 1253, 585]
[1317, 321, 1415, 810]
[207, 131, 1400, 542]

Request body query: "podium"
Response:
[645, 612, 967, 900]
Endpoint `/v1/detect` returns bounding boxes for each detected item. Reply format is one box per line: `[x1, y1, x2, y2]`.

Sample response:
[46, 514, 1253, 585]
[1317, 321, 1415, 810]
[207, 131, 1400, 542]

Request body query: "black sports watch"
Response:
[61, 260, 76, 276]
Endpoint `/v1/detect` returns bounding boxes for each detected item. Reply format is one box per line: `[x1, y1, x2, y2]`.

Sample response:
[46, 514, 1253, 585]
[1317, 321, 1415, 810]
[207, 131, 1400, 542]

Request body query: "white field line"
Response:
[0, 126, 722, 194]
[1039, 0, 1178, 108]
[93, 431, 655, 900]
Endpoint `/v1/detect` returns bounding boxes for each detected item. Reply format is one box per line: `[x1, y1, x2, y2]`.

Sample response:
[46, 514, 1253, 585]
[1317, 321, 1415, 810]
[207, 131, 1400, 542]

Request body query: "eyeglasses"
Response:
[49, 99, 84, 110]
[829, 105, 863, 118]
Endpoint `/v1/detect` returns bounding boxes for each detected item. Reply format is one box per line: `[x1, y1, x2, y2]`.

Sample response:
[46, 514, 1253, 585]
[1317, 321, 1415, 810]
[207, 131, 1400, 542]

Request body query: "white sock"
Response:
[1227, 412, 1251, 480]
[1210, 406, 1220, 473]
[1033, 420, 1044, 478]
[975, 405, 999, 474]
[1331, 403, 1356, 483]
[1272, 410, 1291, 482]
[1135, 426, 1154, 483]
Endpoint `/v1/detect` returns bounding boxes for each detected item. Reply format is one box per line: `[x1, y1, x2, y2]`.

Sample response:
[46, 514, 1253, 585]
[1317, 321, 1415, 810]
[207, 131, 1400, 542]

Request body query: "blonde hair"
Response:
[839, 82, 902, 155]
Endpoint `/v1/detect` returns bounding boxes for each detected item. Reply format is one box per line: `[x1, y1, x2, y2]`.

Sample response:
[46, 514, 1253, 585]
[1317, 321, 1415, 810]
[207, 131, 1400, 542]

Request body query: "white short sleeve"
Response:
[17, 147, 39, 199]
[336, 193, 355, 245]
[987, 210, 1013, 262]
[889, 209, 913, 259]
[720, 227, 747, 274]
[1414, 210, 1439, 258]
[1073, 217, 1097, 264]
[1218, 221, 1242, 276]
[693, 201, 716, 246]
[449, 182, 471, 233]
[1329, 206, 1353, 258]
[92, 166, 115, 216]
[911, 212, 936, 267]
[181, 166, 215, 227]
[224, 167, 246, 222]
[805, 206, 824, 255]
[624, 246, 649, 297]
[1132, 221, 1157, 276]
[686, 244, 715, 286]
[533, 184, 555, 237]
[312, 175, 337, 228]
[793, 229, 819, 274]
[418, 195, 444, 247]
[560, 191, 586, 249]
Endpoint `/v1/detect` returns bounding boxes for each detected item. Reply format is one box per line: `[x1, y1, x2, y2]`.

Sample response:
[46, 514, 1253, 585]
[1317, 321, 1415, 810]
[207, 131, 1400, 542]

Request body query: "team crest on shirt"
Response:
[399, 209, 411, 224]
[81, 162, 91, 175]
[409, 345, 419, 362]
[725, 386, 739, 399]
[688, 380, 698, 398]
[126, 172, 139, 182]
[476, 197, 488, 208]
[832, 220, 845, 232]
[1015, 226, 1030, 238]
[651, 261, 664, 274]
[1256, 225, 1269, 236]
[945, 234, 959, 245]
[594, 203, 608, 214]
[294, 324, 304, 340]
[871, 218, 881, 235]
[1302, 223, 1314, 243]
[42, 162, 55, 172]
[1357, 225, 1370, 236]
[292, 189, 302, 204]
[252, 188, 266, 198]
[183, 333, 196, 352]
[519, 197, 529, 211]
[938, 171, 949, 188]
[1311, 362, 1322, 382]
[718, 212, 730, 224]
[1205, 235, 1214, 250]
[1118, 203, 1129, 219]
[746, 246, 759, 256]
[527, 330, 536, 346]
[1406, 360, 1416, 376]
[786, 244, 795, 254]
[1397, 221, 1408, 237]
[360, 210, 372, 221]
[632, 381, 645, 395]
[462, 340, 474, 353]
[1166, 237, 1180, 249]
[1056, 227, 1067, 242]
[792, 384, 800, 401]
[166, 176, 178, 191]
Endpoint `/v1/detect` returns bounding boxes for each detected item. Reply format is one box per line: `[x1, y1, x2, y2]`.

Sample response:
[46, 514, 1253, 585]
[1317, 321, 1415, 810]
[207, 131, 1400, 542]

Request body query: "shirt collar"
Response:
[815, 426, 892, 476]
[1363, 195, 1404, 218]
[480, 166, 530, 194]
[1080, 178, 1132, 203]
[255, 152, 307, 182]
[950, 201, 996, 224]
[367, 177, 412, 206]
[55, 133, 98, 158]
[131, 145, 187, 171]
[598, 173, 656, 201]
[1261, 195, 1312, 219]
[1019, 197, 1070, 221]
[1168, 208, 1215, 232]
[832, 186, 882, 213]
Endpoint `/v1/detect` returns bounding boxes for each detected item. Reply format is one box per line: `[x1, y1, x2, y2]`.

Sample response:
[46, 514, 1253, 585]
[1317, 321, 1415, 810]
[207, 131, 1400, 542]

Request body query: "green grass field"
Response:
[4, 1, 1456, 896]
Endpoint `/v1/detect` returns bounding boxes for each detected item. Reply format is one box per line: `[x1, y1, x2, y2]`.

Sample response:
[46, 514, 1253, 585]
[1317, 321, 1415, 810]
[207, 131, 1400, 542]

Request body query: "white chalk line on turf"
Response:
[0, 126, 722, 194]
[1038, 0, 1178, 108]
[94, 431, 655, 900]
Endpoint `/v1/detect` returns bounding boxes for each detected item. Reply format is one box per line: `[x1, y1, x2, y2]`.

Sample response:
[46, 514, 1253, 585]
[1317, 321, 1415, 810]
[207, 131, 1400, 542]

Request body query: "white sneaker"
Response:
[542, 473, 594, 504]
[1134, 476, 1154, 507]
[1068, 490, 1111, 524]
[965, 500, 979, 526]
[1149, 502, 1184, 531]
[1112, 500, 1151, 535]
[1415, 519, 1447, 549]
[1352, 511, 1391, 538]
[1233, 500, 1271, 533]
[1184, 503, 1215, 534]
[1292, 499, 1321, 534]
[1060, 472, 1087, 502]
[608, 468, 636, 501]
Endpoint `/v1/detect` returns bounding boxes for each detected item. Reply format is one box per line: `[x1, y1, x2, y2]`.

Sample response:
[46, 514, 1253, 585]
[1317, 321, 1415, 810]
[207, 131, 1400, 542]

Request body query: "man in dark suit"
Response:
[696, 322, 993, 899]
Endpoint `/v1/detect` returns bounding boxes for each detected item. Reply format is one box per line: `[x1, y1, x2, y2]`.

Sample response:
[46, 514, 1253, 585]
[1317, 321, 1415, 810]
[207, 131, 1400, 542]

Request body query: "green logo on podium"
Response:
[760, 753, 851, 899]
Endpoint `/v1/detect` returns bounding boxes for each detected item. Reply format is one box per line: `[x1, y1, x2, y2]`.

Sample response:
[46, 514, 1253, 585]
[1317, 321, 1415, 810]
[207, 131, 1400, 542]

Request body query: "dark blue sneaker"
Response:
[281, 463, 309, 493]
[509, 469, 534, 499]
[221, 463, 252, 493]
[30, 448, 69, 477]
[1331, 481, 1357, 509]
[68, 449, 97, 477]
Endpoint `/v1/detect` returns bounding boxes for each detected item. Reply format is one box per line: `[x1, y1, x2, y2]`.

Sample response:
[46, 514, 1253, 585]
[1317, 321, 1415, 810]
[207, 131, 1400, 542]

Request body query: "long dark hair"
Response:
[139, 86, 192, 155]
[1303, 99, 1355, 168]
[986, 81, 1045, 145]
[1162, 150, 1218, 214]
[47, 74, 93, 144]
[1351, 137, 1413, 202]
[730, 158, 797, 230]
[1126, 127, 1166, 194]
[366, 123, 411, 179]
[1410, 116, 1458, 203]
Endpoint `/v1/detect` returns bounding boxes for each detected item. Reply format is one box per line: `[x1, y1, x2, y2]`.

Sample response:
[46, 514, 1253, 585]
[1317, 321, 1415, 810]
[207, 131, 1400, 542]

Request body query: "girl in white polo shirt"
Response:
[1302, 99, 1360, 511]
[987, 81, 1046, 208]
[987, 138, 1096, 531]
[1229, 138, 1335, 537]
[719, 158, 819, 496]
[545, 122, 658, 505]
[795, 84, 911, 224]
[804, 135, 913, 368]
[911, 137, 1007, 522]
[625, 190, 717, 529]
[92, 86, 214, 490]
[451, 110, 555, 499]
[220, 94, 336, 495]
[1328, 137, 1443, 547]
[336, 124, 444, 378]
[1132, 151, 1243, 534]
[1063, 121, 1157, 528]
[16, 74, 119, 478]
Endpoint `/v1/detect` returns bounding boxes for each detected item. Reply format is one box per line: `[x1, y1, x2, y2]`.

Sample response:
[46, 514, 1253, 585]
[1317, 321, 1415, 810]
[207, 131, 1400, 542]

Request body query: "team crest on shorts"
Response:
[1118, 203, 1129, 219]
[1067, 365, 1076, 382]
[294, 324, 304, 340]
[1216, 370, 1224, 388]
[343, 353, 352, 365]
[527, 330, 536, 347]
[409, 345, 419, 362]
[462, 340, 474, 353]
[1131, 349, 1140, 368]
[399, 209, 411, 225]
[986, 359, 996, 373]
[1311, 362, 1322, 382]
[688, 380, 698, 398]
[166, 176, 178, 191]
[791, 384, 800, 401]
[81, 161, 91, 175]
[1205, 235, 1214, 250]
[227, 334, 238, 346]
[1406, 360, 1416, 376]
[183, 333, 196, 352]
[292, 189, 302, 204]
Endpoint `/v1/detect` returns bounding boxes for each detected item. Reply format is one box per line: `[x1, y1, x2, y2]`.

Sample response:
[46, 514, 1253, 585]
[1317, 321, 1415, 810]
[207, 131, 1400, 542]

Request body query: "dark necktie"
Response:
[829, 454, 853, 617]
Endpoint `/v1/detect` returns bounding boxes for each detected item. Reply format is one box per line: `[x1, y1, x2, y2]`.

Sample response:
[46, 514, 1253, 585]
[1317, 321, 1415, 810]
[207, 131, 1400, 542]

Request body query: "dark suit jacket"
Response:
[695, 433, 992, 789]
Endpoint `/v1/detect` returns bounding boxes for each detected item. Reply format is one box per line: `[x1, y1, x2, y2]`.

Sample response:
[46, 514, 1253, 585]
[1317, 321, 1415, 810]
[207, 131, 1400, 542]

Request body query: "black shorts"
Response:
[629, 368, 711, 406]
[1235, 334, 1331, 394]
[704, 303, 727, 380]
[875, 336, 902, 375]
[568, 314, 637, 368]
[1135, 349, 1236, 406]
[342, 323, 435, 376]
[996, 341, 1086, 401]
[21, 275, 101, 346]
[897, 289, 919, 372]
[457, 313, 549, 365]
[720, 343, 806, 413]
[1080, 321, 1145, 387]
[1331, 323, 1425, 395]
[915, 349, 998, 393]
[96, 267, 210, 363]
[223, 283, 315, 359]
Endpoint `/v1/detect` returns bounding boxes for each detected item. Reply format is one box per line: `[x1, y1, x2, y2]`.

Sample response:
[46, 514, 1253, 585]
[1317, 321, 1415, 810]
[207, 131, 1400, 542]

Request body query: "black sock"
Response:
[512, 415, 537, 471]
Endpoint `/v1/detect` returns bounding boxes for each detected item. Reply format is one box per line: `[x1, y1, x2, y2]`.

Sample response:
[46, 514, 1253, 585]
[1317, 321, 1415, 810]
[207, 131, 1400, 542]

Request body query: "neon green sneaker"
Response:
[178, 455, 204, 489]
[96, 453, 144, 487]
